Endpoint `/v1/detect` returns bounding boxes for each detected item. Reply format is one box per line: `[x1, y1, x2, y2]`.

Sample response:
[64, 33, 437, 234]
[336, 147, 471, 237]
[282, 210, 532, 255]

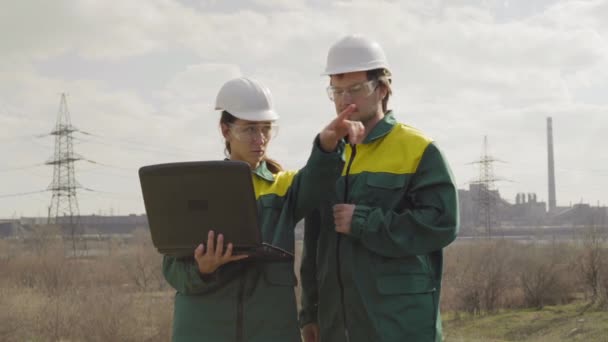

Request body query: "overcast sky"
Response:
[1, 0, 607, 218]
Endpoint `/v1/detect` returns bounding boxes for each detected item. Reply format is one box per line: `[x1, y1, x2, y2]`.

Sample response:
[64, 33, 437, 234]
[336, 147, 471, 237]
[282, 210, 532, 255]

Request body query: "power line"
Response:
[0, 190, 48, 198]
[73, 133, 202, 158]
[0, 163, 45, 173]
[78, 168, 134, 180]
[83, 159, 133, 171]
[0, 134, 38, 143]
[79, 187, 141, 200]
[497, 161, 608, 176]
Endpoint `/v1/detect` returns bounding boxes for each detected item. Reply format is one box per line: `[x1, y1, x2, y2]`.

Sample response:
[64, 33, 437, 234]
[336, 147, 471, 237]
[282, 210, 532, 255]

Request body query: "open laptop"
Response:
[138, 160, 293, 260]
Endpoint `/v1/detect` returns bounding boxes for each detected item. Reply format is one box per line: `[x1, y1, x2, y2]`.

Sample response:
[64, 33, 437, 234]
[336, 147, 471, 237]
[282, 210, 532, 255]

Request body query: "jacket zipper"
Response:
[337, 143, 356, 342]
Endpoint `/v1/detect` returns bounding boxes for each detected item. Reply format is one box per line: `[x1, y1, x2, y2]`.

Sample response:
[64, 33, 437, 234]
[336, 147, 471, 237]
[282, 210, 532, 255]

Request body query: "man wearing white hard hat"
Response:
[163, 77, 364, 341]
[300, 35, 459, 342]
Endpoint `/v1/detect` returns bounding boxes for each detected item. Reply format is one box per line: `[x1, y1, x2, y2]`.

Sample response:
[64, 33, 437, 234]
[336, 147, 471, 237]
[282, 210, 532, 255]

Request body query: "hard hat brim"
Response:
[322, 62, 390, 76]
[227, 109, 280, 122]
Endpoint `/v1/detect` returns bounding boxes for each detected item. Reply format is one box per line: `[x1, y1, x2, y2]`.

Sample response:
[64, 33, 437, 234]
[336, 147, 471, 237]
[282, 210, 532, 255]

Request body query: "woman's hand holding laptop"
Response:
[194, 230, 249, 275]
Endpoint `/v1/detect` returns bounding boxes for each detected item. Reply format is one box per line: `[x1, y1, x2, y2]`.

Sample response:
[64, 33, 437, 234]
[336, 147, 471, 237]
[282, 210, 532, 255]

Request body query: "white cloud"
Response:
[0, 0, 192, 61]
[1, 0, 607, 216]
[160, 63, 241, 105]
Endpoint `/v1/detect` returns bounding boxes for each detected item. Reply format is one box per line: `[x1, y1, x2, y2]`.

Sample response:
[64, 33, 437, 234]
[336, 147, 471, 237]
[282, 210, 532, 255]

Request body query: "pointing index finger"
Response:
[335, 104, 357, 123]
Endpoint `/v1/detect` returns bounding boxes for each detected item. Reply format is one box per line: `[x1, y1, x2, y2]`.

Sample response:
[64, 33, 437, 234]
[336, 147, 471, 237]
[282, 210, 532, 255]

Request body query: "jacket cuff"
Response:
[304, 135, 345, 174]
[312, 134, 345, 157]
[350, 205, 374, 239]
[196, 264, 221, 283]
[299, 305, 318, 328]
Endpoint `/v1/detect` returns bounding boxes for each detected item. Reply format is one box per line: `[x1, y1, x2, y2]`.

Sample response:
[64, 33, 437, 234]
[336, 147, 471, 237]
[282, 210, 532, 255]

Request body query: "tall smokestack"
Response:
[547, 117, 556, 212]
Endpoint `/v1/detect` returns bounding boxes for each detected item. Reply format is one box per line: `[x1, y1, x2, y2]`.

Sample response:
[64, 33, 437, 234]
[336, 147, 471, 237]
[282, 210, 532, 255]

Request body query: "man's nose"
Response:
[340, 92, 354, 104]
[336, 92, 354, 108]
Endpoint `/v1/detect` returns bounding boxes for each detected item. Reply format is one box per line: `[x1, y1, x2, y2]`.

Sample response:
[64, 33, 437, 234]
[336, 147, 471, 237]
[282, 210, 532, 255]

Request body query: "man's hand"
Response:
[319, 104, 365, 151]
[194, 230, 248, 275]
[333, 204, 355, 235]
[301, 323, 320, 342]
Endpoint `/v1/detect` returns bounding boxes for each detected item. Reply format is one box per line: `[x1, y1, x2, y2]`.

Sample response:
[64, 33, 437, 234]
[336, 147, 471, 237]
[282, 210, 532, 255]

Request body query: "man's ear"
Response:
[378, 83, 389, 101]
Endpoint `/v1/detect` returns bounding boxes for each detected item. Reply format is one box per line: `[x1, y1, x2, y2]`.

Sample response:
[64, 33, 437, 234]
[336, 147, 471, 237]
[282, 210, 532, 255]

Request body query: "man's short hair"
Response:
[366, 68, 392, 113]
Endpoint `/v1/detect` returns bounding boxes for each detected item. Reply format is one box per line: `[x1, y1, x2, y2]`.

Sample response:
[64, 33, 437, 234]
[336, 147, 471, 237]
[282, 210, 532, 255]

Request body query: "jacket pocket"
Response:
[264, 262, 297, 287]
[366, 173, 407, 189]
[361, 173, 409, 207]
[372, 253, 431, 275]
[376, 274, 436, 295]
[374, 273, 437, 341]
[258, 195, 290, 243]
[260, 194, 283, 207]
[260, 195, 283, 213]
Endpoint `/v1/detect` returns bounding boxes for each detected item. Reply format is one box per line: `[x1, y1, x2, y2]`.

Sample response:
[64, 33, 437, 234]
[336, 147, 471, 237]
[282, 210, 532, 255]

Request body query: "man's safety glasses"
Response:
[326, 80, 378, 101]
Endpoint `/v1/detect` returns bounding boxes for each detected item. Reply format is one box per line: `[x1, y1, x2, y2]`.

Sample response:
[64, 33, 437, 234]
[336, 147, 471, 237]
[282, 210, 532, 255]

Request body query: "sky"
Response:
[1, 0, 607, 218]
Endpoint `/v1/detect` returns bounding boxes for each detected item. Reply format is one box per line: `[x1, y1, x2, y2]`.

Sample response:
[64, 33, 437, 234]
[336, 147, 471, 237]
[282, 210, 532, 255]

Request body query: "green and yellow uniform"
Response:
[300, 112, 459, 342]
[164, 137, 344, 342]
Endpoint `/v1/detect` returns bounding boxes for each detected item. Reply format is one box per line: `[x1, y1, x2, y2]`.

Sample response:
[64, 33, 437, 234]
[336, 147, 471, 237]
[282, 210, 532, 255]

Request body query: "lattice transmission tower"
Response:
[46, 93, 83, 229]
[469, 136, 504, 238]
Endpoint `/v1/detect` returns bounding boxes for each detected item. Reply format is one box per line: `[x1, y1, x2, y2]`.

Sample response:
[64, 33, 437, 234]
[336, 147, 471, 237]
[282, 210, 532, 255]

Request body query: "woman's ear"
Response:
[220, 123, 230, 140]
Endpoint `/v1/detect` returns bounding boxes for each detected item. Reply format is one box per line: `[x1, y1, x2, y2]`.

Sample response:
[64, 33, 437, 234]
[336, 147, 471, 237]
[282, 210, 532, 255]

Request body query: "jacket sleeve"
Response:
[349, 142, 459, 258]
[289, 135, 344, 221]
[162, 255, 237, 295]
[299, 208, 321, 327]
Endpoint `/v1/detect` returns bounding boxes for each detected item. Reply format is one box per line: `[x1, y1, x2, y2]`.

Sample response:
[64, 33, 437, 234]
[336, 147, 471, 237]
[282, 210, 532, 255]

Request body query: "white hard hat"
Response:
[215, 77, 279, 121]
[322, 35, 390, 76]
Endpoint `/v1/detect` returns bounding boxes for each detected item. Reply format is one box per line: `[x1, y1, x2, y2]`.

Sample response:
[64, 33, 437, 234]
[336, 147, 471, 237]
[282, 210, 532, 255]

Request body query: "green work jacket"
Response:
[164, 137, 344, 342]
[300, 112, 459, 342]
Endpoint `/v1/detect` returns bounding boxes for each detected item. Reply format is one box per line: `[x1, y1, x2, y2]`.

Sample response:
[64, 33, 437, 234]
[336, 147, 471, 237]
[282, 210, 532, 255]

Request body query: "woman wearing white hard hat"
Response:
[162, 77, 364, 342]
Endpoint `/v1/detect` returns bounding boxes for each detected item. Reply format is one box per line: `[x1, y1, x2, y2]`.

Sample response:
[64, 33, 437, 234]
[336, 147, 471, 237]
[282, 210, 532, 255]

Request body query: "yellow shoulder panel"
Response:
[343, 124, 433, 176]
[252, 170, 297, 199]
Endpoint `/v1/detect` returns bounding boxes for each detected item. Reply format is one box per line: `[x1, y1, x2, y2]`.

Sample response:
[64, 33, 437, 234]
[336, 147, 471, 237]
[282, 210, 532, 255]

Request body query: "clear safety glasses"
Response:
[326, 80, 378, 101]
[228, 123, 279, 141]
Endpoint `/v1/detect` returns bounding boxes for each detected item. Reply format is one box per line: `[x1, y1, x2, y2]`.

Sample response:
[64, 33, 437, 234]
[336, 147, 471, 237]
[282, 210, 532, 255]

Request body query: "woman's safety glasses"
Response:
[228, 123, 279, 141]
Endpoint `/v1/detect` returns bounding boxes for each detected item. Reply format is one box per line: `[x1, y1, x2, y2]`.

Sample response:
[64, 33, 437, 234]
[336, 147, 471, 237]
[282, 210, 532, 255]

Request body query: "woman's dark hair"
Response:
[220, 111, 283, 173]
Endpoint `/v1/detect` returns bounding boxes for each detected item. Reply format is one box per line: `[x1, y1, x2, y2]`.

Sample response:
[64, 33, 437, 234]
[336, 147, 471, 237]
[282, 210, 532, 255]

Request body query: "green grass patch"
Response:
[443, 301, 608, 341]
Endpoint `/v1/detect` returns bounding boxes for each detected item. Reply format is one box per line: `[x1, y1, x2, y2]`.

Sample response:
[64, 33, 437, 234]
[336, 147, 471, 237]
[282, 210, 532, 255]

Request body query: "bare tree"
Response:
[122, 228, 166, 291]
[577, 225, 607, 308]
[446, 240, 510, 315]
[519, 257, 558, 309]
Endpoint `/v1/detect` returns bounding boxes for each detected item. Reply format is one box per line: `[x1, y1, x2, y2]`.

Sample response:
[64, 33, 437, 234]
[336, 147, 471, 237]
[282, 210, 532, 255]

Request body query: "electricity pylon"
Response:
[469, 136, 503, 238]
[46, 93, 83, 253]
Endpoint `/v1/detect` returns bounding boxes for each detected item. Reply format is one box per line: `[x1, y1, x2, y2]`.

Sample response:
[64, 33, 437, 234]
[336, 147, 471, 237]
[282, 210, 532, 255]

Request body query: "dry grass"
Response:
[0, 229, 172, 342]
[441, 239, 587, 314]
[1, 228, 606, 341]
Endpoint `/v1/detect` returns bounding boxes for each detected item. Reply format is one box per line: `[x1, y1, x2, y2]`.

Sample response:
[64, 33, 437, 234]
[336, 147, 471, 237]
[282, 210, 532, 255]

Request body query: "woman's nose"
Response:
[251, 131, 266, 144]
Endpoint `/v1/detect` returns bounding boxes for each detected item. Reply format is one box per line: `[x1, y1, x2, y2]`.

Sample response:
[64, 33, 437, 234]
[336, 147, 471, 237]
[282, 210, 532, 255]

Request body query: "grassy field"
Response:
[297, 239, 608, 342]
[1, 229, 607, 341]
[443, 301, 608, 341]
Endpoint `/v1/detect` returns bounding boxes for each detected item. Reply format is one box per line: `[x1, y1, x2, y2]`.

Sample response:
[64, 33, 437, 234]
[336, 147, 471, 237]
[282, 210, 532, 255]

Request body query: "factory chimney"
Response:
[547, 117, 556, 212]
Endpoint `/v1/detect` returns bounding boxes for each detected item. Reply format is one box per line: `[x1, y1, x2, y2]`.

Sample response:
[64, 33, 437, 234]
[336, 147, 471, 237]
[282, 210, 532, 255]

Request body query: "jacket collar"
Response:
[252, 160, 275, 182]
[362, 110, 396, 144]
[224, 158, 275, 182]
